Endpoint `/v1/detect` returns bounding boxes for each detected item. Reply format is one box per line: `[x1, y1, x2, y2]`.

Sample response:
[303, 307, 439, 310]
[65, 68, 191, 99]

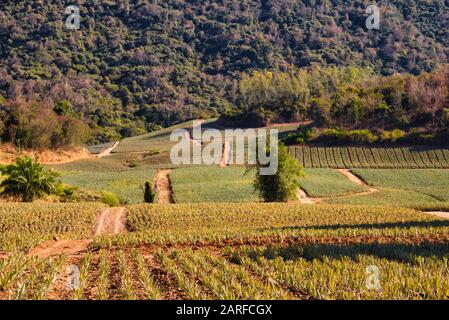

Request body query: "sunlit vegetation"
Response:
[170, 166, 259, 203]
[301, 169, 368, 197]
[92, 203, 449, 249]
[229, 243, 449, 299]
[353, 169, 449, 201]
[2, 1, 449, 146]
[0, 203, 106, 252]
[60, 168, 156, 204]
[289, 146, 449, 169]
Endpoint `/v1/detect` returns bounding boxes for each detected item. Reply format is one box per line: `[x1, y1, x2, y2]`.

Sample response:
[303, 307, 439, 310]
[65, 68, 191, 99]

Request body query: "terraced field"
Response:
[289, 146, 449, 169]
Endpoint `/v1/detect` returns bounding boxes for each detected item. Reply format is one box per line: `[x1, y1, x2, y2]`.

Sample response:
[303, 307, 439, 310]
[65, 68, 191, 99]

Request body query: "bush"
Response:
[100, 191, 122, 207]
[380, 129, 406, 143]
[253, 144, 304, 202]
[347, 130, 378, 144]
[282, 127, 314, 145]
[0, 157, 59, 202]
[144, 181, 156, 203]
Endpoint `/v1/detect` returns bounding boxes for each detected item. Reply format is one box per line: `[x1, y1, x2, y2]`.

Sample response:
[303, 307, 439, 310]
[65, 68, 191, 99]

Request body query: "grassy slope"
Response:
[301, 169, 368, 197]
[49, 121, 202, 202]
[353, 169, 449, 201]
[60, 168, 156, 205]
[170, 166, 260, 203]
[48, 121, 448, 207]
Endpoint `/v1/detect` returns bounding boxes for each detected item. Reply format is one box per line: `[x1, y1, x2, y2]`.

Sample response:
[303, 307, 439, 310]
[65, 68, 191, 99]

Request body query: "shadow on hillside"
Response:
[246, 242, 449, 264]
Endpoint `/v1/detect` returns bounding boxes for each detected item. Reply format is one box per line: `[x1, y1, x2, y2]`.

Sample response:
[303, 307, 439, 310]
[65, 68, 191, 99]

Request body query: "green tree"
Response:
[143, 181, 155, 203]
[0, 157, 58, 202]
[253, 144, 304, 202]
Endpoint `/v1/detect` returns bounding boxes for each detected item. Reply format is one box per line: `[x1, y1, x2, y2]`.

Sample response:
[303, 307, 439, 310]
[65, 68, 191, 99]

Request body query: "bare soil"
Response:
[96, 141, 120, 158]
[155, 170, 174, 204]
[0, 143, 93, 164]
[297, 188, 317, 204]
[93, 207, 128, 236]
[28, 207, 128, 258]
[337, 169, 379, 193]
[27, 240, 92, 259]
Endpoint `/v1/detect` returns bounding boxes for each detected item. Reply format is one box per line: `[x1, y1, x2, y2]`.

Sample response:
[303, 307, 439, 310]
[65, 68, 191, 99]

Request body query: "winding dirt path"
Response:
[97, 141, 119, 158]
[297, 188, 317, 204]
[297, 169, 379, 204]
[28, 207, 128, 258]
[337, 169, 379, 194]
[93, 207, 128, 236]
[27, 240, 93, 259]
[155, 170, 174, 204]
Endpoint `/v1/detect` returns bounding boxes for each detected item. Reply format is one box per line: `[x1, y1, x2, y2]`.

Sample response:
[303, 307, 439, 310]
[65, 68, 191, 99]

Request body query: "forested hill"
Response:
[0, 0, 448, 145]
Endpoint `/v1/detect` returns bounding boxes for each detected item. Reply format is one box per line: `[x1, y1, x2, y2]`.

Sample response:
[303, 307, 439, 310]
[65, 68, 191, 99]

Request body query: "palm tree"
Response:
[0, 157, 58, 202]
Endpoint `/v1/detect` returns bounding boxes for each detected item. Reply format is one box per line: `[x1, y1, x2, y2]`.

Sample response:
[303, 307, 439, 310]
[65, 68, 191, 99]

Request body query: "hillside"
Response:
[1, 0, 449, 144]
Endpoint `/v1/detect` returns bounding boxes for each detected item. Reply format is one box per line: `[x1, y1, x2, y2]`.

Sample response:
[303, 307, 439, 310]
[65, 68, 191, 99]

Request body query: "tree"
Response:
[143, 181, 155, 203]
[252, 144, 304, 202]
[0, 157, 58, 202]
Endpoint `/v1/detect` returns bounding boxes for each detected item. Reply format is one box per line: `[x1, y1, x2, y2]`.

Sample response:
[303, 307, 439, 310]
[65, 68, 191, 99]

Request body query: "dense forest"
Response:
[0, 0, 449, 148]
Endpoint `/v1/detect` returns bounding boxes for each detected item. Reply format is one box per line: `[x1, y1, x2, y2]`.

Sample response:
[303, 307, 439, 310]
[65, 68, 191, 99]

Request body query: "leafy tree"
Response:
[0, 157, 58, 202]
[253, 144, 304, 202]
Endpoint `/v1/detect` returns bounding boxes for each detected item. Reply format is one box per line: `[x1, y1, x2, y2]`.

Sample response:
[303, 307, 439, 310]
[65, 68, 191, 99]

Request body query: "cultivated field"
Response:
[1, 121, 449, 300]
[60, 169, 157, 205]
[170, 166, 259, 203]
[0, 203, 106, 252]
[1, 203, 449, 300]
[289, 146, 449, 169]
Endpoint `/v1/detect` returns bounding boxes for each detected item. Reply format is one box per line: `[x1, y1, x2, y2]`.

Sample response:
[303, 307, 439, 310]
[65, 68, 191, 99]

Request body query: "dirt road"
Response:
[28, 207, 128, 258]
[297, 169, 379, 204]
[97, 141, 120, 158]
[155, 170, 174, 204]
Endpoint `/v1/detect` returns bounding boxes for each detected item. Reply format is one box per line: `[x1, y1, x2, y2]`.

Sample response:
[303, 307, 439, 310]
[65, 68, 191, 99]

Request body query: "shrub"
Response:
[315, 129, 378, 144]
[144, 181, 155, 203]
[253, 144, 304, 202]
[0, 157, 59, 202]
[282, 127, 314, 145]
[380, 129, 406, 143]
[100, 191, 121, 207]
[347, 130, 378, 144]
